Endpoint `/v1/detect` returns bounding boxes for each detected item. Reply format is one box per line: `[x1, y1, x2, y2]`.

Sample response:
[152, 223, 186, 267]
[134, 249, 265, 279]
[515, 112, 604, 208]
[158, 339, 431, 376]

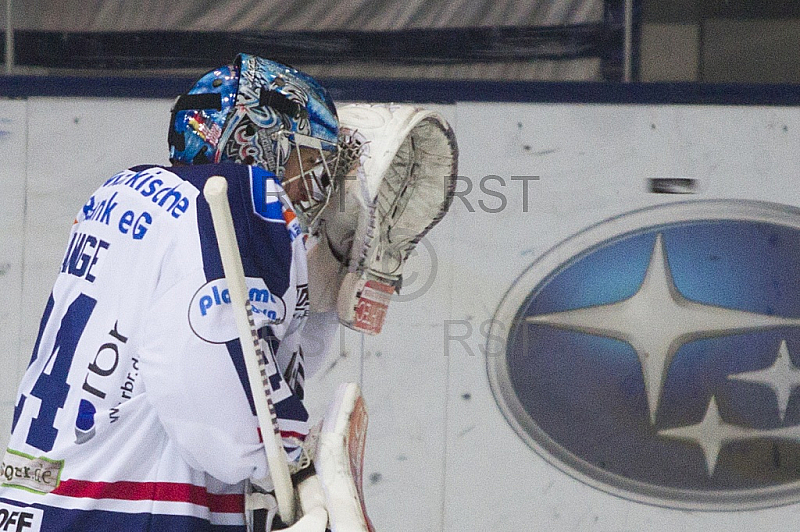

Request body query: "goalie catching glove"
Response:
[308, 103, 458, 334]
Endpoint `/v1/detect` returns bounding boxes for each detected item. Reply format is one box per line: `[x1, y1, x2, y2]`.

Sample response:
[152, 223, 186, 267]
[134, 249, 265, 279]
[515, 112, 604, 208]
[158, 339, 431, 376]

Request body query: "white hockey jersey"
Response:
[0, 163, 312, 531]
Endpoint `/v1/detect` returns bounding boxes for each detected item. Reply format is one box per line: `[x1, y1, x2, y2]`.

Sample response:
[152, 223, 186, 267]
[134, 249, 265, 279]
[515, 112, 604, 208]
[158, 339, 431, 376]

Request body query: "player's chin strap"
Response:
[308, 103, 458, 335]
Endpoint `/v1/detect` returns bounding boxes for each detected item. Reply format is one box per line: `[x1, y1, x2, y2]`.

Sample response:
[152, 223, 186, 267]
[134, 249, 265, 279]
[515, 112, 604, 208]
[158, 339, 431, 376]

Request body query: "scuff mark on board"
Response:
[457, 425, 475, 438]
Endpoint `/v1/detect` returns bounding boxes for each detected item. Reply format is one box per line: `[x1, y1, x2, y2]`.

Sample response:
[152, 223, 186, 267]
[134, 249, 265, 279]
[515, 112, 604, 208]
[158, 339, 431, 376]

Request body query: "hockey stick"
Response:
[203, 175, 296, 524]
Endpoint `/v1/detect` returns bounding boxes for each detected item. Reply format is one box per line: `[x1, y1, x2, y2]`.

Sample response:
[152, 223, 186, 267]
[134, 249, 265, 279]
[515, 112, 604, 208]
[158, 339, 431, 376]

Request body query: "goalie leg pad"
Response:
[316, 383, 375, 532]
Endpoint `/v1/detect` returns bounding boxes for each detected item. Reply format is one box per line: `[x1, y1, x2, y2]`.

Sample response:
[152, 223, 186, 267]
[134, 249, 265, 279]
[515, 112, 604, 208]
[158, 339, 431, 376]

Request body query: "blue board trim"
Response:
[2, 76, 800, 106]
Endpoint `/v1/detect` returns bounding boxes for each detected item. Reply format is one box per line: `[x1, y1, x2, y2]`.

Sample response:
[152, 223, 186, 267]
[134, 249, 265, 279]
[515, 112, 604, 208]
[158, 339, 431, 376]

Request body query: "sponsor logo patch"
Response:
[1, 449, 63, 495]
[189, 278, 286, 343]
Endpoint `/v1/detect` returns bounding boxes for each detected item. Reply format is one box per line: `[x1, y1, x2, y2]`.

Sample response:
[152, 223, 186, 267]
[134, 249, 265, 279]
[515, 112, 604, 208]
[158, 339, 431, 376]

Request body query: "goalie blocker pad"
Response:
[314, 103, 458, 335]
[316, 383, 376, 532]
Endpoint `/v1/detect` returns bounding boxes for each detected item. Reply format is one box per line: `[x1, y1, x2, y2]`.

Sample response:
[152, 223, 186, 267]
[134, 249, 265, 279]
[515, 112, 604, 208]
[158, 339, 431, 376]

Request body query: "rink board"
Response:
[3, 97, 800, 530]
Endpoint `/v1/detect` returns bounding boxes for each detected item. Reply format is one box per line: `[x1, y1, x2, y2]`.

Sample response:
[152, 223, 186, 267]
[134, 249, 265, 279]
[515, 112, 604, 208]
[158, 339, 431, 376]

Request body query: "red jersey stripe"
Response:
[52, 480, 244, 513]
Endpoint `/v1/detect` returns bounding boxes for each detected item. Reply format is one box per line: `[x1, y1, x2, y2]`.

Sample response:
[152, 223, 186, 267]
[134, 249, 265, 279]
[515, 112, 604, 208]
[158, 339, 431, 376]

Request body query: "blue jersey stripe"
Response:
[0, 498, 243, 532]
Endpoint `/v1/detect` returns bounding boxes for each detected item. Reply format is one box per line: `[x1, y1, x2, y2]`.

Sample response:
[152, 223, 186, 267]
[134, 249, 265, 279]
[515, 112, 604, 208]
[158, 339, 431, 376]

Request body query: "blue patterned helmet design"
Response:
[168, 63, 239, 166]
[168, 54, 341, 226]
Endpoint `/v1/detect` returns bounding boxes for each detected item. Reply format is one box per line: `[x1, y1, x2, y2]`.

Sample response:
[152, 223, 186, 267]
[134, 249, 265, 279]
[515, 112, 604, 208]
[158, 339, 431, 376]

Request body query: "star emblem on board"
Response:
[525, 234, 800, 475]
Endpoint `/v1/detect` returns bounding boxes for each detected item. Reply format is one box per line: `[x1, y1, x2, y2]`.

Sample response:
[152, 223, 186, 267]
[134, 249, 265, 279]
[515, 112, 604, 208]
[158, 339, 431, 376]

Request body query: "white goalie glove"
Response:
[308, 103, 458, 334]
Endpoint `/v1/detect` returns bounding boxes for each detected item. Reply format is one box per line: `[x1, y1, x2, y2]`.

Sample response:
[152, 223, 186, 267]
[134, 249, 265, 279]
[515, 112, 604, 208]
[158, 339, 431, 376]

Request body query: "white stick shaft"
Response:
[203, 175, 295, 523]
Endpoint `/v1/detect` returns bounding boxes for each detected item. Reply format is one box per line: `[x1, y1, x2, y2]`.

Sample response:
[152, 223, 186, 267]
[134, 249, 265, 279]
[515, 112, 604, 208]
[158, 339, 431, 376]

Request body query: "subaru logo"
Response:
[487, 200, 800, 510]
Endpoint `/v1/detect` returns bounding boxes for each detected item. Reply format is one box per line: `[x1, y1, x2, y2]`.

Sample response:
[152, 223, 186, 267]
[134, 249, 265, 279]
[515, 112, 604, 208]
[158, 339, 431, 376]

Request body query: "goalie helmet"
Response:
[168, 53, 341, 226]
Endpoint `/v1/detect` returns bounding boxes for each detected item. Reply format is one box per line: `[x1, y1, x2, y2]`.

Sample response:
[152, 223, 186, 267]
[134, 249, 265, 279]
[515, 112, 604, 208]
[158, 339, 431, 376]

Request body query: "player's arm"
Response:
[134, 202, 277, 485]
[137, 269, 272, 484]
